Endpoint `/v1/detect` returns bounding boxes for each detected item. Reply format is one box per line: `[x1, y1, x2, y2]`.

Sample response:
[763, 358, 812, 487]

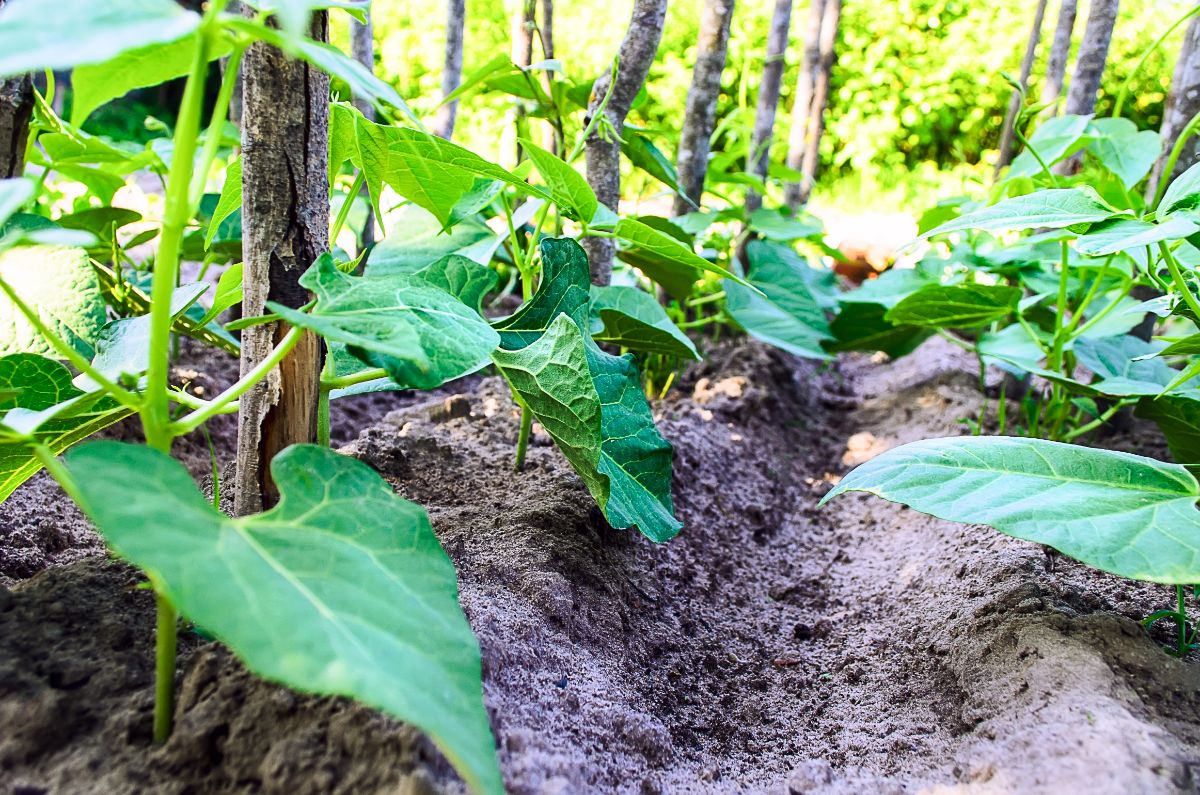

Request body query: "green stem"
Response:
[686, 290, 726, 307]
[153, 593, 177, 743]
[173, 324, 305, 434]
[514, 406, 532, 471]
[1113, 3, 1200, 119]
[320, 366, 388, 390]
[936, 328, 974, 351]
[189, 41, 247, 208]
[1178, 585, 1189, 657]
[565, 55, 619, 164]
[30, 444, 87, 508]
[331, 169, 365, 244]
[1049, 241, 1071, 372]
[1153, 108, 1200, 212]
[144, 9, 219, 453]
[1061, 399, 1130, 441]
[1162, 241, 1200, 323]
[317, 355, 334, 447]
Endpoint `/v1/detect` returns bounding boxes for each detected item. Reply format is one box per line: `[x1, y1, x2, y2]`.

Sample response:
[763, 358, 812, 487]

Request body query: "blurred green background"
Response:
[348, 0, 1187, 211]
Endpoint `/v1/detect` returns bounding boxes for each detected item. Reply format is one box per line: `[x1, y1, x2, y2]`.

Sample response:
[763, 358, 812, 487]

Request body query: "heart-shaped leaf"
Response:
[269, 254, 499, 390]
[589, 285, 698, 360]
[66, 441, 502, 794]
[823, 436, 1200, 584]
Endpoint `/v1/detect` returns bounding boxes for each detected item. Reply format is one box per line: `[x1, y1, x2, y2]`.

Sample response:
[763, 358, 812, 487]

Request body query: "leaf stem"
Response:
[1113, 3, 1200, 120]
[189, 40, 247, 208]
[0, 277, 142, 411]
[173, 324, 305, 434]
[331, 169, 365, 245]
[321, 366, 388, 390]
[153, 593, 178, 743]
[1061, 399, 1130, 441]
[1161, 241, 1200, 324]
[514, 405, 532, 471]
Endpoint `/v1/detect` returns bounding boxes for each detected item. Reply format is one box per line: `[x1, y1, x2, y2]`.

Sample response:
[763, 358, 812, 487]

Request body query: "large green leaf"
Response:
[0, 245, 107, 359]
[403, 255, 499, 315]
[1137, 395, 1200, 466]
[748, 207, 823, 242]
[349, 117, 546, 227]
[0, 0, 199, 76]
[492, 237, 591, 349]
[589, 285, 699, 360]
[1086, 118, 1161, 190]
[0, 354, 130, 503]
[0, 179, 34, 230]
[1159, 161, 1200, 218]
[922, 188, 1120, 238]
[71, 31, 231, 125]
[66, 441, 502, 794]
[81, 284, 208, 387]
[839, 265, 940, 310]
[884, 283, 1020, 328]
[492, 314, 681, 542]
[268, 254, 499, 390]
[1075, 217, 1197, 256]
[822, 436, 1200, 584]
[614, 217, 748, 290]
[725, 240, 833, 360]
[521, 139, 600, 225]
[491, 238, 680, 542]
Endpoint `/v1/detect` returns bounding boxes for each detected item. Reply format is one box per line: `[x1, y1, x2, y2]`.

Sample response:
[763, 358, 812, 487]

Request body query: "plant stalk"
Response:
[514, 406, 532, 471]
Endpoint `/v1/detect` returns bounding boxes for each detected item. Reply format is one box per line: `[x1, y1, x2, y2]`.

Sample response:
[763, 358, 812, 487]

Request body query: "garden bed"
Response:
[2, 336, 1199, 794]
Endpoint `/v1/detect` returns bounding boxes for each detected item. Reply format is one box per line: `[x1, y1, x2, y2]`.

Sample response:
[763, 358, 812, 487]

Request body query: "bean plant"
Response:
[0, 0, 783, 791]
[823, 35, 1200, 657]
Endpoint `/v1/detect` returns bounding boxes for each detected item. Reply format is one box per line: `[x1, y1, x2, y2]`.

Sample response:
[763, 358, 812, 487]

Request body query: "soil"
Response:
[3, 336, 1200, 794]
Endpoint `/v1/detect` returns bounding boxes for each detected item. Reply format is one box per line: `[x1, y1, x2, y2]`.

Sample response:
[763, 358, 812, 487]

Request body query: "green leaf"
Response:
[1159, 162, 1200, 218]
[884, 283, 1020, 328]
[589, 285, 699, 360]
[614, 217, 747, 292]
[822, 436, 1200, 584]
[198, 263, 244, 327]
[1086, 119, 1161, 190]
[1136, 395, 1200, 466]
[369, 204, 499, 272]
[405, 255, 498, 314]
[492, 314, 681, 542]
[521, 139, 599, 224]
[0, 354, 130, 502]
[492, 237, 592, 350]
[747, 207, 823, 242]
[1009, 114, 1091, 177]
[206, 156, 242, 250]
[0, 0, 200, 76]
[66, 441, 502, 794]
[840, 265, 940, 310]
[1073, 335, 1190, 397]
[349, 117, 545, 227]
[491, 238, 680, 542]
[977, 324, 1046, 375]
[1075, 217, 1197, 256]
[621, 132, 689, 201]
[438, 53, 515, 107]
[922, 189, 1121, 238]
[826, 301, 931, 358]
[82, 285, 207, 387]
[0, 245, 107, 359]
[268, 254, 499, 390]
[724, 240, 833, 360]
[71, 31, 231, 125]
